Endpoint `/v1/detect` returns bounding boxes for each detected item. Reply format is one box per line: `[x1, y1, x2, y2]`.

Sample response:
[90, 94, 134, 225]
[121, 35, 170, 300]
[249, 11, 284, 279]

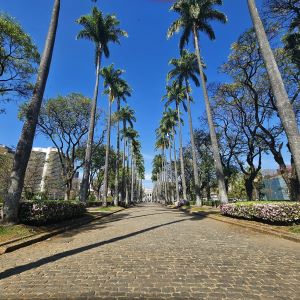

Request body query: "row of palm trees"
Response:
[3, 2, 144, 223]
[153, 0, 300, 205]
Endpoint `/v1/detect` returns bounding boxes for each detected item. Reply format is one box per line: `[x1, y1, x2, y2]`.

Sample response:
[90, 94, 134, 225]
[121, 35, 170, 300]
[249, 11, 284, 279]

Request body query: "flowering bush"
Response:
[221, 202, 300, 224]
[19, 201, 86, 225]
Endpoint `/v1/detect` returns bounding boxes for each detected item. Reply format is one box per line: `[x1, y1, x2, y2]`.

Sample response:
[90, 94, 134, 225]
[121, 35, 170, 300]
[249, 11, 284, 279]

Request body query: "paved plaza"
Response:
[0, 204, 299, 299]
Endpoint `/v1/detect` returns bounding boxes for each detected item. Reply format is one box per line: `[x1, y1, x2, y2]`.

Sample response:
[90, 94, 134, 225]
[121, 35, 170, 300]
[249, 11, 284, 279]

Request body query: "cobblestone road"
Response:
[0, 204, 299, 299]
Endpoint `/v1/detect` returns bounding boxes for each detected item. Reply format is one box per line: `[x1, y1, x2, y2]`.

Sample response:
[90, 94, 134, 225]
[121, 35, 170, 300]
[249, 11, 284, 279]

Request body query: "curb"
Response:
[178, 207, 300, 243]
[0, 208, 126, 255]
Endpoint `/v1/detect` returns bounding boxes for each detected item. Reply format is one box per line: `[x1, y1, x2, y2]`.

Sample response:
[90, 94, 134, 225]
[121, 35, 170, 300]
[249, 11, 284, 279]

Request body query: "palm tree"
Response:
[168, 0, 228, 204]
[76, 7, 127, 203]
[155, 133, 169, 203]
[161, 108, 181, 203]
[113, 80, 131, 206]
[162, 82, 188, 200]
[119, 106, 136, 202]
[123, 127, 139, 206]
[101, 64, 129, 206]
[247, 0, 300, 182]
[131, 138, 141, 204]
[3, 0, 60, 223]
[168, 50, 203, 205]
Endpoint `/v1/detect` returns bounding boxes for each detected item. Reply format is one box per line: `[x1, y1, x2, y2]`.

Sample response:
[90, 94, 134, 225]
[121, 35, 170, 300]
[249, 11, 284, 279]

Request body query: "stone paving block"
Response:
[0, 204, 299, 299]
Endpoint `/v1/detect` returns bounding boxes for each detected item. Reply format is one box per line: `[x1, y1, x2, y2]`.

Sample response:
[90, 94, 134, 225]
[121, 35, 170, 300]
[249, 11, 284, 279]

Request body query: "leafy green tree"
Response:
[76, 7, 127, 203]
[37, 94, 93, 200]
[247, 0, 300, 183]
[264, 0, 300, 70]
[0, 14, 40, 112]
[4, 0, 60, 223]
[214, 27, 300, 200]
[168, 0, 228, 204]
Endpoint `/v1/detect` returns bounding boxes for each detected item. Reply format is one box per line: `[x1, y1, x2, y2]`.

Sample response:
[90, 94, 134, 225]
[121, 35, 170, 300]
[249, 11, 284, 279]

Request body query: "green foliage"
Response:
[0, 13, 40, 110]
[19, 201, 86, 226]
[168, 0, 227, 52]
[76, 7, 127, 59]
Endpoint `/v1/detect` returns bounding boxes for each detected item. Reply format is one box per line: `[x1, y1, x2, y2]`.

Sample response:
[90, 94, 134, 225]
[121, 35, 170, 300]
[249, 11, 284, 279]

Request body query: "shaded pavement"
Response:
[0, 204, 299, 299]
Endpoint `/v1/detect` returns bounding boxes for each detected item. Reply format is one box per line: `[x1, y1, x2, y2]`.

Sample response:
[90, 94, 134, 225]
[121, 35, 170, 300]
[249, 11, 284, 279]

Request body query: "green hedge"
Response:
[221, 202, 300, 224]
[19, 201, 86, 225]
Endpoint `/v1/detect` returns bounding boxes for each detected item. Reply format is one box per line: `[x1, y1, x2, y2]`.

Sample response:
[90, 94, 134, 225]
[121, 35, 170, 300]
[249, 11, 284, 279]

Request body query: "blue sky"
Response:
[0, 0, 274, 188]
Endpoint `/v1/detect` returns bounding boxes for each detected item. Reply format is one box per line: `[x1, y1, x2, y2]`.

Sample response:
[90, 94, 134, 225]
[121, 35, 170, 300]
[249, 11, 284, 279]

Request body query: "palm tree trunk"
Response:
[185, 81, 202, 206]
[103, 99, 112, 207]
[125, 140, 130, 206]
[3, 0, 60, 223]
[193, 25, 228, 204]
[176, 103, 187, 200]
[122, 129, 126, 203]
[168, 139, 175, 203]
[114, 100, 121, 206]
[80, 46, 102, 203]
[172, 130, 180, 203]
[248, 0, 300, 183]
[163, 147, 168, 203]
[130, 151, 134, 204]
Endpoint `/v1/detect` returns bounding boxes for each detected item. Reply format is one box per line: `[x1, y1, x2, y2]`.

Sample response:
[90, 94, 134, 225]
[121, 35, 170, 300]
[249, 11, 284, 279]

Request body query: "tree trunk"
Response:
[176, 103, 187, 200]
[185, 82, 201, 206]
[245, 176, 255, 201]
[80, 46, 102, 203]
[130, 151, 134, 204]
[122, 123, 127, 203]
[168, 138, 175, 203]
[114, 99, 121, 206]
[193, 25, 228, 204]
[3, 0, 60, 223]
[172, 130, 180, 203]
[248, 0, 300, 184]
[103, 98, 112, 207]
[125, 140, 130, 206]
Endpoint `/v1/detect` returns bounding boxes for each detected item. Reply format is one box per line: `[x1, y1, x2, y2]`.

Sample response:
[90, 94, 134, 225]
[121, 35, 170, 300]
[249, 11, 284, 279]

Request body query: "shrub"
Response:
[221, 202, 300, 224]
[19, 200, 86, 225]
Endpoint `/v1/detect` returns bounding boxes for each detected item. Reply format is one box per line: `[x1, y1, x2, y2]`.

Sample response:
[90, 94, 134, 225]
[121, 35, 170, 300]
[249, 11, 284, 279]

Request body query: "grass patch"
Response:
[0, 225, 37, 244]
[288, 225, 300, 234]
[88, 206, 123, 213]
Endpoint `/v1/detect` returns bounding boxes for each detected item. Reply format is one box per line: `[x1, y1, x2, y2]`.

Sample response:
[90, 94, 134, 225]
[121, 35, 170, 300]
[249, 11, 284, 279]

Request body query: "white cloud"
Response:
[143, 153, 154, 161]
[144, 173, 152, 181]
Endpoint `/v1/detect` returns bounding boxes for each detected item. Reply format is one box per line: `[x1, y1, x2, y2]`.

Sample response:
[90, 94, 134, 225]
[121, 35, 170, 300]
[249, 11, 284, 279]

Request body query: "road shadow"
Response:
[0, 218, 190, 280]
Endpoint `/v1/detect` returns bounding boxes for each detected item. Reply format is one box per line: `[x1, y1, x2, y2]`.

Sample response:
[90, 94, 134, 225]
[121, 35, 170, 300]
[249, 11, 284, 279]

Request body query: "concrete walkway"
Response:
[0, 204, 299, 299]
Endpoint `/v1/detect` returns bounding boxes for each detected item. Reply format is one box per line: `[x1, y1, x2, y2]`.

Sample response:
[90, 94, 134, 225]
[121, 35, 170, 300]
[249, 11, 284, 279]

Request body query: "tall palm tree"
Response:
[131, 138, 141, 204]
[113, 80, 131, 206]
[161, 108, 181, 203]
[248, 0, 300, 181]
[101, 64, 129, 206]
[3, 0, 60, 223]
[162, 82, 188, 200]
[123, 127, 139, 206]
[168, 0, 228, 204]
[155, 133, 169, 203]
[168, 50, 203, 205]
[119, 106, 136, 202]
[77, 7, 127, 203]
